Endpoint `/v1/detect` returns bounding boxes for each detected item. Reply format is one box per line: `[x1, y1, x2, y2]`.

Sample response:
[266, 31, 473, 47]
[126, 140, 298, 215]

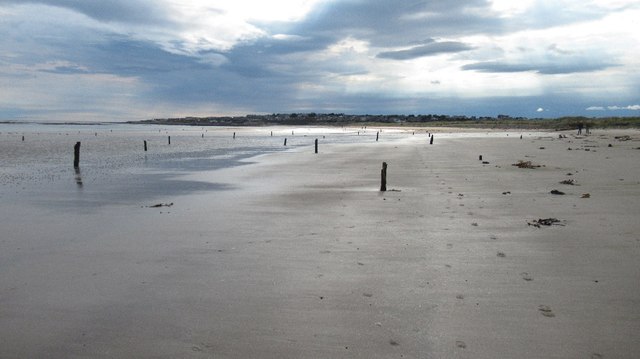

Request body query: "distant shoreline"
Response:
[128, 113, 640, 130]
[2, 114, 639, 130]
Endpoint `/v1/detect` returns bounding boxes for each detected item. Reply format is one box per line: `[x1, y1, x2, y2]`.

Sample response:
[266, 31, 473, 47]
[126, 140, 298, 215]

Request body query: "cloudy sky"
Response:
[1, 0, 639, 122]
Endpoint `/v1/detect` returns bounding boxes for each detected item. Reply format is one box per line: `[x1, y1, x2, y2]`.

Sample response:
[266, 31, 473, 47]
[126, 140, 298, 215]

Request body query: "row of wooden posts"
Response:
[72, 135, 322, 167]
[72, 131, 437, 191]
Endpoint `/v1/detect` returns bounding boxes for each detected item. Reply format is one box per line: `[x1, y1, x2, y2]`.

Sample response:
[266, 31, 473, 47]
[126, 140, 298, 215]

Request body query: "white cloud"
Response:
[608, 105, 640, 110]
[489, 0, 535, 17]
[587, 105, 640, 111]
[206, 0, 324, 22]
[138, 0, 328, 54]
[537, 107, 544, 112]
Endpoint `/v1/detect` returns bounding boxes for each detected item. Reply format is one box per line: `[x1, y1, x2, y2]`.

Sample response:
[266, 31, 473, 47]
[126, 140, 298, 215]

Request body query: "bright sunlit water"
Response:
[0, 123, 417, 209]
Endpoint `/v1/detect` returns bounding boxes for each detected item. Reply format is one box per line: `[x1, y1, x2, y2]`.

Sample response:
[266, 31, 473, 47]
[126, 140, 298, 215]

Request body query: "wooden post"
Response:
[168, 136, 171, 145]
[73, 142, 81, 168]
[202, 133, 204, 138]
[144, 140, 148, 152]
[376, 132, 379, 141]
[22, 136, 25, 141]
[430, 135, 434, 145]
[233, 132, 236, 139]
[315, 138, 318, 154]
[380, 162, 387, 191]
[479, 155, 483, 161]
[271, 131, 273, 137]
[284, 138, 287, 146]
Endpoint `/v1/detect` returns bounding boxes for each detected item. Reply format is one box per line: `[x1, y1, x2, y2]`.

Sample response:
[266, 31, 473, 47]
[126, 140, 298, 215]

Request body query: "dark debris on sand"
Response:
[512, 160, 541, 169]
[147, 202, 174, 208]
[528, 218, 564, 228]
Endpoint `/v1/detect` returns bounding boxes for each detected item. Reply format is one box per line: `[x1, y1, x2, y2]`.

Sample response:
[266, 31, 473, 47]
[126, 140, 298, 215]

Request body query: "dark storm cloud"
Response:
[0, 0, 170, 24]
[462, 60, 617, 75]
[377, 40, 474, 60]
[288, 0, 502, 47]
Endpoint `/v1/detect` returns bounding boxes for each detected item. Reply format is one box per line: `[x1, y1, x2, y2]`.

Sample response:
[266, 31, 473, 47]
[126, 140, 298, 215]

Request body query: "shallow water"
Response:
[0, 123, 413, 209]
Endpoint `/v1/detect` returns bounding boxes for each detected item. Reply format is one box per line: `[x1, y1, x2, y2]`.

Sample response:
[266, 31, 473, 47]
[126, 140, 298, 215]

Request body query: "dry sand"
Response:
[1, 128, 639, 358]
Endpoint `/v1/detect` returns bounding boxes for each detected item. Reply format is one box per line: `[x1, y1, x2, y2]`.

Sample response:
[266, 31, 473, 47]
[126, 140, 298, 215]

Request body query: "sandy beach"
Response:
[1, 127, 639, 358]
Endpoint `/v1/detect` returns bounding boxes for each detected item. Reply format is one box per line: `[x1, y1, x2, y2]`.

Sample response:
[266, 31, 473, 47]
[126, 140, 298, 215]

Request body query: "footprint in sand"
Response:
[456, 340, 467, 349]
[447, 243, 453, 249]
[538, 305, 556, 317]
[497, 251, 506, 258]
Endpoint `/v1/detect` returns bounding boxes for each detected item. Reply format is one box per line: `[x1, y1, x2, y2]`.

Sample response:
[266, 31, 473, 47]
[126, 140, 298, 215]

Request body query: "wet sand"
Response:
[1, 128, 639, 358]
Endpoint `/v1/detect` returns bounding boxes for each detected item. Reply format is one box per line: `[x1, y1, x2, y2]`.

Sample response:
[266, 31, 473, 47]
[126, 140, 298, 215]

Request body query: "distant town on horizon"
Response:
[135, 113, 640, 129]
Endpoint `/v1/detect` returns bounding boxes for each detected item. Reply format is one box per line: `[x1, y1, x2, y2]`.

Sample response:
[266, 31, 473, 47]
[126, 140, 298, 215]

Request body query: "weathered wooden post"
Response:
[430, 135, 434, 145]
[144, 140, 148, 152]
[271, 131, 273, 137]
[22, 135, 25, 141]
[284, 138, 287, 146]
[479, 155, 483, 161]
[380, 162, 387, 191]
[168, 136, 171, 145]
[376, 132, 379, 141]
[73, 142, 81, 168]
[315, 138, 318, 154]
[233, 132, 236, 139]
